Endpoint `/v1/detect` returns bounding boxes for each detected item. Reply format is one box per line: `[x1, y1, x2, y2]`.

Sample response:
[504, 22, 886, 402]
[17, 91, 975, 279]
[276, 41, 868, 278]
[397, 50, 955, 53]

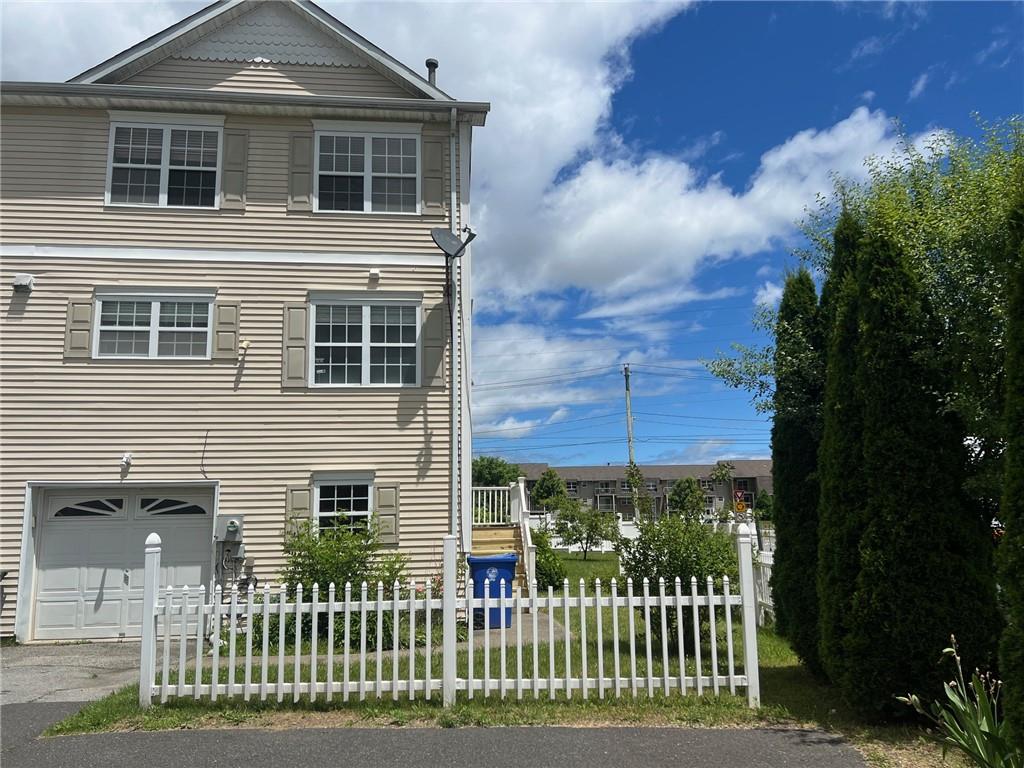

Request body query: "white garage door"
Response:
[34, 487, 213, 641]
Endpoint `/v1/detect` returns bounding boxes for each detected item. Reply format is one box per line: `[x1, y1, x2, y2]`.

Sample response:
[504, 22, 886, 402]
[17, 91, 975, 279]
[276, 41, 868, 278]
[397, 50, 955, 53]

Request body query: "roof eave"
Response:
[0, 82, 489, 125]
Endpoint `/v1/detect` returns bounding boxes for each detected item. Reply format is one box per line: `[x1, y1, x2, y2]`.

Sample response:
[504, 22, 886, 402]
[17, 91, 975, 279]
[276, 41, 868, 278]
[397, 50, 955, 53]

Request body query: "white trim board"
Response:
[1, 245, 447, 268]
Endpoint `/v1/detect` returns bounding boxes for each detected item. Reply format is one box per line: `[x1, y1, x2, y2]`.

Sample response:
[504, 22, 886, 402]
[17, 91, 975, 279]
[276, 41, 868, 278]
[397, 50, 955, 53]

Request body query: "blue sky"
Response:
[2, 0, 1022, 468]
[471, 1, 1023, 467]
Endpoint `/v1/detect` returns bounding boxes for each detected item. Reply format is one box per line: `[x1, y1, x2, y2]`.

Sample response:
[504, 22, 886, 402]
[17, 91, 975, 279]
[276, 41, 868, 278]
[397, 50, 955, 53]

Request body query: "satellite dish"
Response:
[431, 227, 468, 258]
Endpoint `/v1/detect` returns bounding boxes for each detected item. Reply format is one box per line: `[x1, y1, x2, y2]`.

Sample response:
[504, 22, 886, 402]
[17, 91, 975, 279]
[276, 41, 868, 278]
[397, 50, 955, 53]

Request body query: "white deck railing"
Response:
[472, 486, 512, 526]
[138, 527, 761, 708]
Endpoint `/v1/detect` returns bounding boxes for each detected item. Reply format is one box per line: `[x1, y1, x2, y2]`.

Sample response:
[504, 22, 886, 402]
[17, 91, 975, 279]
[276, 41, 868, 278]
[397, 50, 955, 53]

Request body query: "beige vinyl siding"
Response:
[0, 256, 452, 637]
[121, 58, 415, 99]
[0, 108, 458, 253]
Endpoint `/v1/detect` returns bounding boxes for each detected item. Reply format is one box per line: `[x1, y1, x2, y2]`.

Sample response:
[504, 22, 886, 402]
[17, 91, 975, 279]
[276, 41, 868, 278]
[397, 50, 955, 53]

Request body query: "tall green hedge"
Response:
[998, 190, 1024, 744]
[768, 269, 823, 673]
[841, 229, 1000, 718]
[816, 210, 865, 686]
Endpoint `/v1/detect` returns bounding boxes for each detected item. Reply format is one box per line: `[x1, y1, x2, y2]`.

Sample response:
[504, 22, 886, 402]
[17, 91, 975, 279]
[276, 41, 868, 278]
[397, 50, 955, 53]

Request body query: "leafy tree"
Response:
[531, 468, 566, 509]
[998, 187, 1024, 744]
[768, 269, 824, 673]
[709, 461, 735, 519]
[472, 455, 520, 487]
[667, 477, 705, 522]
[816, 210, 867, 687]
[625, 462, 655, 520]
[552, 497, 619, 561]
[841, 228, 999, 719]
[753, 489, 773, 521]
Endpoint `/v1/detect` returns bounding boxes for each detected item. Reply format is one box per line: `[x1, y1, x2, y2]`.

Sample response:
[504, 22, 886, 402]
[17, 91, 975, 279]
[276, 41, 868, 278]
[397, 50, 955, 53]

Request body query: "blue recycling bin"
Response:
[467, 553, 518, 628]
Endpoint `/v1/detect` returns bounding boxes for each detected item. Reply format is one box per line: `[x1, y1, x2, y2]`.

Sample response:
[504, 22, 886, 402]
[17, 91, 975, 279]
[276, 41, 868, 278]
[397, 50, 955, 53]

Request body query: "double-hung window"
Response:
[565, 481, 578, 495]
[107, 115, 223, 209]
[94, 294, 213, 359]
[314, 123, 421, 214]
[314, 478, 373, 533]
[311, 299, 420, 387]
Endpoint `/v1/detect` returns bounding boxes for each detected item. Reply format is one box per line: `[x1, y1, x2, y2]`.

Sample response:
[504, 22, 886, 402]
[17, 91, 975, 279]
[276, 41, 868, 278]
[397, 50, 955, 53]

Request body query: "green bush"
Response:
[618, 516, 738, 644]
[551, 496, 619, 560]
[531, 526, 567, 590]
[246, 520, 409, 651]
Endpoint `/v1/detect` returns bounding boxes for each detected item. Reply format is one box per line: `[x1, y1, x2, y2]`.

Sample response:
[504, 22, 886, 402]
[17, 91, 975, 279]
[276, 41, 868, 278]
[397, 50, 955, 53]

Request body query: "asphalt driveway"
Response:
[1, 642, 140, 705]
[0, 706, 867, 768]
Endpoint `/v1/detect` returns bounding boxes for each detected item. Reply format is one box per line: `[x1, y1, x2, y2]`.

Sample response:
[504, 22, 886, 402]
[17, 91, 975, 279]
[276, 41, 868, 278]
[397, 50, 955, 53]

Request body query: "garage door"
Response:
[34, 487, 213, 641]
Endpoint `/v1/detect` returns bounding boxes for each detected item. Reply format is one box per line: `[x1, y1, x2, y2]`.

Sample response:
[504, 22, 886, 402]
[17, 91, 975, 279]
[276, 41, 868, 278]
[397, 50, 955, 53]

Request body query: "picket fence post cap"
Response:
[145, 532, 162, 547]
[736, 522, 751, 536]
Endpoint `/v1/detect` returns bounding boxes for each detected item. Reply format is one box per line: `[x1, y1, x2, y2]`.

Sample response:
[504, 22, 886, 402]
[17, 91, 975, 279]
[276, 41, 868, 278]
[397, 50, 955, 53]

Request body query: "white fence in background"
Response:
[754, 550, 774, 626]
[139, 528, 761, 708]
[472, 486, 512, 526]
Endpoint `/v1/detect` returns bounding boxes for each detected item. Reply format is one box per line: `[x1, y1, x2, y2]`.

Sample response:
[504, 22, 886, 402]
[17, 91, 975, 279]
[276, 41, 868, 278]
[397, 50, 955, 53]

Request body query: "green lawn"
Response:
[46, 550, 957, 768]
[556, 550, 621, 587]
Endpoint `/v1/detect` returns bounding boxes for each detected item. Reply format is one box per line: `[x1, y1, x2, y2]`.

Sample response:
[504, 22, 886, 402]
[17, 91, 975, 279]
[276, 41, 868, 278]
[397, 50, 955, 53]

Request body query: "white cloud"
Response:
[908, 71, 930, 100]
[860, 89, 876, 103]
[679, 130, 726, 162]
[754, 281, 783, 307]
[975, 37, 1009, 65]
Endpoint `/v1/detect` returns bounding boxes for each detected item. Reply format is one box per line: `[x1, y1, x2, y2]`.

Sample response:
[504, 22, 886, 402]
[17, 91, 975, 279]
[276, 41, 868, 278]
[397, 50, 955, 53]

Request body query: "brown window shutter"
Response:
[285, 485, 312, 526]
[211, 301, 240, 360]
[281, 302, 308, 388]
[220, 129, 248, 210]
[422, 139, 445, 214]
[64, 299, 94, 359]
[421, 302, 447, 388]
[287, 133, 313, 211]
[374, 483, 400, 547]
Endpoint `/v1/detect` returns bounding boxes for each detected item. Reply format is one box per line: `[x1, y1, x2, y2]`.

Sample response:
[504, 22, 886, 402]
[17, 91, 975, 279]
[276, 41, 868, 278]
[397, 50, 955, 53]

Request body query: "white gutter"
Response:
[448, 106, 460, 540]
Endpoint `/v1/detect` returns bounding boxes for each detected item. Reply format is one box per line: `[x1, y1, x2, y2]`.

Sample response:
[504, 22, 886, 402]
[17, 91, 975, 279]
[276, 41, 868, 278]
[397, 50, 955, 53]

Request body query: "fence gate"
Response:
[139, 527, 761, 708]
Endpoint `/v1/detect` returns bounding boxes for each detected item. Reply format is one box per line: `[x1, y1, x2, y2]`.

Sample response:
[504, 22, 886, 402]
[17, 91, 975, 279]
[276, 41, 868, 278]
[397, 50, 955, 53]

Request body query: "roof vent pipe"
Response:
[426, 58, 438, 86]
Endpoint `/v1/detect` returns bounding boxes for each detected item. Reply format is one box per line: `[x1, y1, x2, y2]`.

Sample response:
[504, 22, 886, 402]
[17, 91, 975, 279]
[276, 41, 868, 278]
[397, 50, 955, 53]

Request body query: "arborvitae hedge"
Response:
[841, 230, 1000, 718]
[998, 191, 1024, 744]
[769, 268, 823, 673]
[816, 211, 865, 687]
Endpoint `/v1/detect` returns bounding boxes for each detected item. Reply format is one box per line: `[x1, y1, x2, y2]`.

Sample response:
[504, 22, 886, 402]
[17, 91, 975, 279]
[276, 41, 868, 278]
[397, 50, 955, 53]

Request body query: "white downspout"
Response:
[448, 106, 460, 541]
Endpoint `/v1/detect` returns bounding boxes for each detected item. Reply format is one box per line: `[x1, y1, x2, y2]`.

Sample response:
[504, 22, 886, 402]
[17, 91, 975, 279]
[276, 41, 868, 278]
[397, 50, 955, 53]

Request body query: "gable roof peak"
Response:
[70, 0, 453, 101]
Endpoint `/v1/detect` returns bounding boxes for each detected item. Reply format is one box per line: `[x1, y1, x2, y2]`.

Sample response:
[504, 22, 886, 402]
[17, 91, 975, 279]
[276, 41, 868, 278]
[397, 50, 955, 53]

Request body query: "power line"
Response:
[472, 365, 615, 388]
[633, 410, 768, 423]
[473, 413, 623, 436]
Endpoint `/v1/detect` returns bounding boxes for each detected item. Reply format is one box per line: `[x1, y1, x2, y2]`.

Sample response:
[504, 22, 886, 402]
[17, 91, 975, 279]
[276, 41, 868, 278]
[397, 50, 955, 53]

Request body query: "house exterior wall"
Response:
[0, 52, 475, 636]
[0, 107, 456, 253]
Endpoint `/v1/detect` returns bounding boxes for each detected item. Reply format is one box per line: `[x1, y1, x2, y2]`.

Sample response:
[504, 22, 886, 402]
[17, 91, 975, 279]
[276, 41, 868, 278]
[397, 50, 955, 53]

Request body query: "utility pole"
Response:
[623, 363, 636, 465]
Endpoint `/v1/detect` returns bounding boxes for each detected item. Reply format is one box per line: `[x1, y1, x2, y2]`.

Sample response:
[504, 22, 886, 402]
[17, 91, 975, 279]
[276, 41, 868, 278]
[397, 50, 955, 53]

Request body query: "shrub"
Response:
[899, 637, 1023, 768]
[245, 520, 409, 651]
[531, 526, 567, 590]
[618, 516, 738, 644]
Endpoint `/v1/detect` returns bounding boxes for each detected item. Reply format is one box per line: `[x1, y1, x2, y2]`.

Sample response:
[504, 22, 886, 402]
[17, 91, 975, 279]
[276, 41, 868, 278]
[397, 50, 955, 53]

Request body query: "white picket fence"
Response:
[754, 550, 774, 626]
[139, 527, 761, 708]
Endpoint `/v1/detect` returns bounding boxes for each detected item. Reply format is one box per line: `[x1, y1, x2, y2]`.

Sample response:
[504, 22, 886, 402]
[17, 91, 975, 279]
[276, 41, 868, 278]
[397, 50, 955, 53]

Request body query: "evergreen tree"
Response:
[768, 268, 823, 672]
[841, 229, 999, 718]
[998, 189, 1024, 743]
[816, 210, 866, 686]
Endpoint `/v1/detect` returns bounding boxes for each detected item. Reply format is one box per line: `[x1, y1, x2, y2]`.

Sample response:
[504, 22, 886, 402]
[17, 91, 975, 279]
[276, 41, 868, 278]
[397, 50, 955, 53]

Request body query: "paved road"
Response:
[1, 643, 140, 704]
[2, 703, 865, 768]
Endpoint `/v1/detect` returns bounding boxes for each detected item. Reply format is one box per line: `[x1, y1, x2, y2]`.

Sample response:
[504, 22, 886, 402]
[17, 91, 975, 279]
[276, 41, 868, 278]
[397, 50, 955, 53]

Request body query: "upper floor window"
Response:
[700, 478, 714, 490]
[565, 481, 578, 495]
[645, 480, 658, 493]
[314, 126, 420, 214]
[597, 481, 614, 494]
[106, 118, 223, 209]
[311, 300, 420, 387]
[736, 478, 751, 492]
[620, 480, 629, 491]
[94, 295, 212, 359]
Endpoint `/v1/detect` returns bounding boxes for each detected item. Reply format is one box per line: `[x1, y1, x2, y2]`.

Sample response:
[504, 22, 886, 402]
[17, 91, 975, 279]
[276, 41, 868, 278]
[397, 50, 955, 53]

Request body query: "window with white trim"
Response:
[565, 481, 578, 495]
[311, 301, 419, 386]
[596, 494, 615, 512]
[700, 478, 714, 490]
[95, 296, 212, 359]
[107, 122, 221, 208]
[645, 480, 658, 493]
[597, 481, 614, 494]
[315, 131, 420, 214]
[620, 480, 629, 491]
[314, 479, 373, 533]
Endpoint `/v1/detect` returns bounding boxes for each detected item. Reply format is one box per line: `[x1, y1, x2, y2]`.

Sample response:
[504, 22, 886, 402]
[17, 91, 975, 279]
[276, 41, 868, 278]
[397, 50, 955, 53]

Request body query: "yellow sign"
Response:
[735, 501, 747, 513]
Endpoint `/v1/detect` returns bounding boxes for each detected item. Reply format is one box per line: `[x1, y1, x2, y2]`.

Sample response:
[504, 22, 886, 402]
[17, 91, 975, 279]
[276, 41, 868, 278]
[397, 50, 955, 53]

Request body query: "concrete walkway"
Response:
[0, 702, 866, 768]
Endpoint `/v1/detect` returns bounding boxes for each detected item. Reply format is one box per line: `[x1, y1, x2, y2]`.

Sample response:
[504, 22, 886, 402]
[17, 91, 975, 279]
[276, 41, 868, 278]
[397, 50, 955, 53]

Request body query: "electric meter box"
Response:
[215, 515, 244, 541]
